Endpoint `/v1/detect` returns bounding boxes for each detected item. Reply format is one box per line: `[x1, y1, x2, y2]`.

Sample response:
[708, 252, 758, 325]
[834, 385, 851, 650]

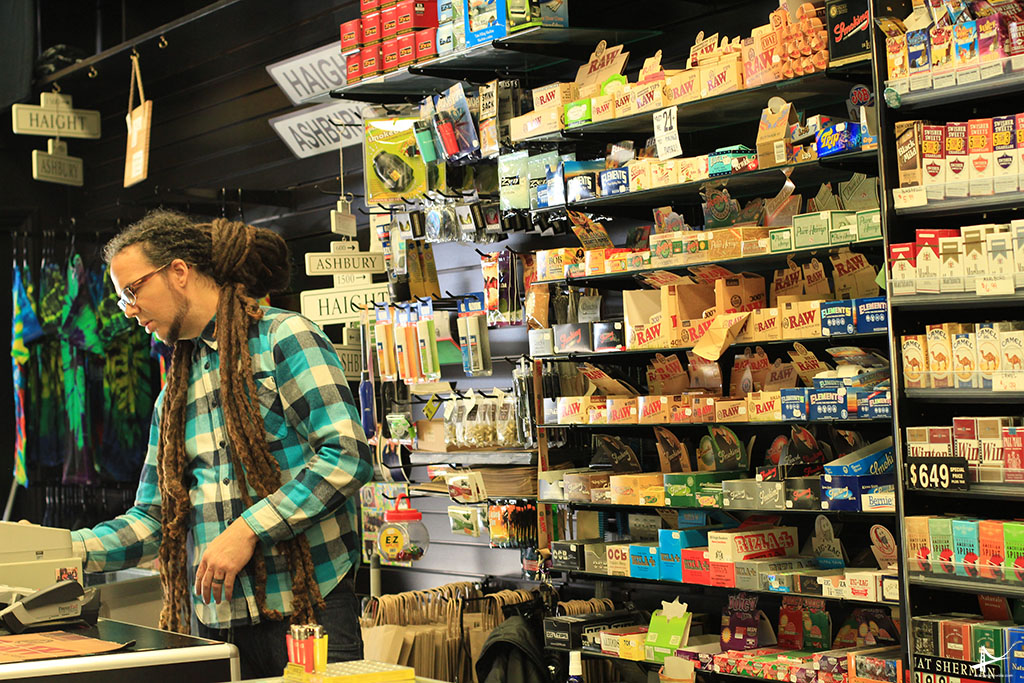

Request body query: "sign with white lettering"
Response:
[269, 100, 364, 159]
[12, 93, 101, 139]
[332, 344, 363, 377]
[266, 42, 349, 105]
[31, 139, 83, 186]
[305, 251, 385, 276]
[300, 283, 390, 325]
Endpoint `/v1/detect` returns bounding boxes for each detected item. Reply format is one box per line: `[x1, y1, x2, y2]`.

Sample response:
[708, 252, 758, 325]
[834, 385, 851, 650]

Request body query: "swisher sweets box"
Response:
[945, 122, 970, 198]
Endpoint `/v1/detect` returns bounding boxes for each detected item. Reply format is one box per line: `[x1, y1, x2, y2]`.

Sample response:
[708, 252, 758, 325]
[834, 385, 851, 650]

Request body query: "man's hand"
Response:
[194, 518, 259, 605]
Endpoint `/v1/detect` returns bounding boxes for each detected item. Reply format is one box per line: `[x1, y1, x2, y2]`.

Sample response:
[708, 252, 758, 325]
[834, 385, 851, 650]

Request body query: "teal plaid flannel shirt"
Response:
[71, 308, 373, 628]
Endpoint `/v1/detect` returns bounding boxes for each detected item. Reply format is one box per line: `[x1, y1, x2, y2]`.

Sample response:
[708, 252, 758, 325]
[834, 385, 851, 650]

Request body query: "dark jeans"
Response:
[196, 576, 363, 679]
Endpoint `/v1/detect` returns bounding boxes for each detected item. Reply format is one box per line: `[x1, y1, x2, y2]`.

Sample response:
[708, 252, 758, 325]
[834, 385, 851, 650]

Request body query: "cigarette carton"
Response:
[962, 226, 989, 291]
[945, 122, 970, 198]
[889, 243, 917, 296]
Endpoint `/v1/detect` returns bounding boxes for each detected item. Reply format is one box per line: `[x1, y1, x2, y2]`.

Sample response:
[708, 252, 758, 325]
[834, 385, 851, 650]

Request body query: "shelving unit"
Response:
[903, 388, 1024, 403]
[539, 499, 893, 518]
[539, 418, 891, 429]
[407, 449, 538, 466]
[887, 66, 1024, 111]
[887, 292, 1024, 310]
[891, 193, 1024, 218]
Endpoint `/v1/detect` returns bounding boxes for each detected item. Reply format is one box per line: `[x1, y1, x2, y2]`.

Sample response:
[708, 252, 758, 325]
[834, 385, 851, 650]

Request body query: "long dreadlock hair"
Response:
[105, 210, 325, 634]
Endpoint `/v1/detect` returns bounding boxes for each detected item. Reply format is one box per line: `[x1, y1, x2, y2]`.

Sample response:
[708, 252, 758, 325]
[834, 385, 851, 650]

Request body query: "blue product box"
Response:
[599, 168, 629, 197]
[1006, 627, 1024, 683]
[780, 388, 809, 420]
[823, 437, 895, 476]
[820, 300, 855, 336]
[951, 519, 980, 577]
[860, 390, 892, 419]
[659, 546, 682, 582]
[854, 297, 888, 333]
[817, 122, 862, 158]
[629, 543, 661, 580]
[812, 375, 846, 390]
[820, 472, 896, 511]
[809, 387, 849, 420]
[438, 0, 454, 22]
[463, 0, 508, 48]
[708, 145, 755, 177]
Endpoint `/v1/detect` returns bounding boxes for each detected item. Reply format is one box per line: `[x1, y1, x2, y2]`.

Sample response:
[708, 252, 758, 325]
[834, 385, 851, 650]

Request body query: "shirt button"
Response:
[223, 478, 231, 485]
[219, 440, 226, 448]
[204, 362, 211, 370]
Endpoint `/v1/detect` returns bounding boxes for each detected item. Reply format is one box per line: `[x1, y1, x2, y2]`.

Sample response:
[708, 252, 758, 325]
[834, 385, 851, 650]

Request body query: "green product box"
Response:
[564, 98, 593, 128]
[856, 209, 882, 241]
[972, 622, 1009, 663]
[644, 610, 693, 664]
[928, 517, 954, 573]
[664, 471, 744, 507]
[792, 211, 854, 250]
[829, 224, 858, 245]
[695, 486, 723, 509]
[1003, 522, 1024, 581]
[769, 227, 793, 253]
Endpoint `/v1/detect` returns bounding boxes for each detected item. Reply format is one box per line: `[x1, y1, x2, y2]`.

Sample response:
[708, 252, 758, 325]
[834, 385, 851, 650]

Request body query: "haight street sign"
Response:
[305, 251, 385, 276]
[12, 93, 101, 139]
[32, 139, 83, 186]
[266, 41, 348, 106]
[268, 100, 363, 159]
[300, 282, 390, 325]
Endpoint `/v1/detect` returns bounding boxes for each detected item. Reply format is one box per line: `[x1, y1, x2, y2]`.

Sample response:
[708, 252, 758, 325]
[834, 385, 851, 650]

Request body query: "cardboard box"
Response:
[341, 19, 362, 50]
[532, 82, 577, 111]
[757, 99, 798, 170]
[780, 387, 809, 420]
[945, 122, 970, 197]
[707, 526, 798, 563]
[361, 11, 382, 44]
[607, 396, 639, 425]
[793, 212, 854, 250]
[781, 299, 822, 339]
[552, 323, 592, 354]
[397, 32, 416, 65]
[854, 297, 887, 333]
[414, 27, 437, 61]
[681, 547, 711, 584]
[360, 44, 382, 76]
[605, 543, 633, 577]
[769, 227, 794, 253]
[922, 124, 946, 200]
[381, 37, 399, 71]
[563, 472, 611, 502]
[664, 471, 745, 507]
[510, 108, 563, 142]
[856, 209, 881, 241]
[969, 117, 995, 196]
[894, 120, 924, 187]
[346, 52, 363, 82]
[994, 115, 1018, 194]
[823, 437, 894, 476]
[552, 538, 605, 570]
[629, 542, 661, 580]
[963, 225, 989, 290]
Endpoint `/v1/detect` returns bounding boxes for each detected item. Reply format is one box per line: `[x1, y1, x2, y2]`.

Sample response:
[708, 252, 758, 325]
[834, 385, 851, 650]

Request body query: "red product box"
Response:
[360, 0, 378, 13]
[381, 5, 398, 39]
[940, 619, 977, 660]
[361, 11, 381, 45]
[681, 547, 711, 584]
[709, 561, 736, 588]
[916, 229, 961, 245]
[397, 0, 438, 33]
[382, 37, 399, 72]
[397, 33, 417, 66]
[360, 44, 382, 77]
[346, 52, 363, 83]
[1005, 426, 1024, 481]
[969, 117, 995, 195]
[945, 121, 970, 197]
[340, 19, 362, 51]
[415, 27, 437, 61]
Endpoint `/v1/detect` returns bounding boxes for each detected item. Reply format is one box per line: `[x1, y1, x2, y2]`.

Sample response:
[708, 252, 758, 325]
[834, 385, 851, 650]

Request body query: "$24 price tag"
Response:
[905, 456, 969, 490]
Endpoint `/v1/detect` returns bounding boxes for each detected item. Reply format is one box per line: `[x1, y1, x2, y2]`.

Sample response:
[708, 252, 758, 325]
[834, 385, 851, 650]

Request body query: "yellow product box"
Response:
[532, 82, 578, 111]
[639, 395, 672, 424]
[613, 89, 634, 118]
[625, 250, 651, 272]
[535, 248, 565, 281]
[780, 299, 822, 339]
[610, 474, 640, 505]
[926, 322, 961, 388]
[747, 390, 783, 421]
[606, 396, 639, 424]
[741, 307, 782, 342]
[584, 249, 607, 276]
[707, 228, 744, 261]
[639, 485, 666, 506]
[679, 316, 715, 347]
[700, 56, 744, 99]
[663, 70, 701, 105]
[607, 250, 633, 273]
[677, 156, 709, 183]
[715, 399, 748, 423]
[650, 160, 678, 188]
[649, 232, 686, 268]
[557, 396, 586, 424]
[585, 395, 608, 424]
[740, 227, 770, 256]
[510, 107, 564, 141]
[692, 396, 716, 422]
[628, 159, 651, 192]
[592, 95, 616, 122]
[632, 81, 665, 113]
[618, 632, 648, 661]
[606, 543, 632, 576]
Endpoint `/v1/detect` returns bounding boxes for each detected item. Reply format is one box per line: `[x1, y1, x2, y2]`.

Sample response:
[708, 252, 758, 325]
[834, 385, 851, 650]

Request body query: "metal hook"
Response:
[220, 188, 226, 217]
[376, 203, 393, 212]
[314, 180, 342, 195]
[87, 66, 98, 79]
[327, 117, 361, 128]
[131, 46, 140, 58]
[157, 35, 168, 49]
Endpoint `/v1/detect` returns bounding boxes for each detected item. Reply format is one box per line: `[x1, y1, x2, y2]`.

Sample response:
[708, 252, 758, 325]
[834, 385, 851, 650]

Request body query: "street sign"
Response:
[266, 41, 348, 106]
[300, 282, 390, 325]
[332, 344, 363, 377]
[12, 93, 101, 139]
[268, 100, 363, 159]
[31, 139, 83, 187]
[305, 251, 385, 276]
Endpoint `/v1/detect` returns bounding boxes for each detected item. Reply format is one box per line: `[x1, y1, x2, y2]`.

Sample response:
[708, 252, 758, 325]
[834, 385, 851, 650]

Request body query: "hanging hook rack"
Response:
[157, 34, 168, 48]
[357, 208, 393, 216]
[314, 179, 343, 195]
[376, 203, 393, 212]
[327, 117, 361, 128]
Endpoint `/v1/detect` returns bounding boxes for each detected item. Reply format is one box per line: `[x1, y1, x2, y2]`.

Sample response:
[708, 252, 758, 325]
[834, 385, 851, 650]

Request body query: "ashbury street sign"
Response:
[12, 93, 101, 139]
[266, 42, 348, 105]
[32, 139, 83, 186]
[304, 251, 385, 276]
[300, 283, 390, 325]
[268, 100, 363, 159]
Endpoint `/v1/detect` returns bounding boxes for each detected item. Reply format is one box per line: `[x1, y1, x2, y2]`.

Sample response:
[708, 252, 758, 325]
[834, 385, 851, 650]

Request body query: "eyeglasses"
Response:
[117, 263, 171, 311]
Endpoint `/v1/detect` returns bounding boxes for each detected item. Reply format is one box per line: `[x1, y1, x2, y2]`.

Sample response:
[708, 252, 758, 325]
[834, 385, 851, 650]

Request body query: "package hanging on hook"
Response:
[416, 300, 441, 382]
[395, 303, 424, 384]
[374, 304, 398, 383]
[457, 292, 493, 377]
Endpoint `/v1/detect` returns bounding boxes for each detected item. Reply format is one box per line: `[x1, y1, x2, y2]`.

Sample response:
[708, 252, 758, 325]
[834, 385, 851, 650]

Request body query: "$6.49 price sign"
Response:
[905, 456, 969, 491]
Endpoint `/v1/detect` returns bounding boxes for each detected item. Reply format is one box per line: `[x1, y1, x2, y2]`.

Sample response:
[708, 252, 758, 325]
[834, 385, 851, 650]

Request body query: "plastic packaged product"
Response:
[457, 293, 493, 377]
[386, 412, 416, 445]
[431, 83, 481, 163]
[364, 117, 429, 202]
[512, 359, 535, 447]
[495, 389, 522, 448]
[498, 151, 531, 210]
[455, 393, 474, 449]
[424, 201, 458, 242]
[374, 305, 398, 382]
[443, 397, 459, 448]
[416, 300, 441, 382]
[395, 304, 424, 384]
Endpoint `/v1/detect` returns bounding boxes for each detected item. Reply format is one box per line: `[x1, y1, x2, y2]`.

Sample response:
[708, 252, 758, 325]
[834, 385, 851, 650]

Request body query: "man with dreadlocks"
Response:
[69, 210, 373, 678]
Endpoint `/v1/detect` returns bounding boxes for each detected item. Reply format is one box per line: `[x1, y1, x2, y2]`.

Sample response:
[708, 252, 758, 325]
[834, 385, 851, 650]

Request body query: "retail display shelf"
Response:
[903, 388, 1024, 403]
[892, 192, 1024, 218]
[331, 27, 661, 102]
[531, 150, 879, 214]
[887, 67, 1024, 111]
[905, 483, 1024, 500]
[538, 499, 894, 518]
[532, 331, 888, 362]
[888, 291, 1024, 310]
[523, 61, 872, 139]
[538, 239, 885, 289]
[547, 646, 660, 670]
[906, 573, 1024, 598]
[407, 449, 538, 466]
[538, 418, 891, 429]
[555, 570, 900, 604]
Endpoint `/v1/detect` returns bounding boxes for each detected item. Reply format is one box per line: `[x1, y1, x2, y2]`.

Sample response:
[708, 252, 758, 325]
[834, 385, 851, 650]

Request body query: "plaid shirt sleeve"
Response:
[241, 313, 373, 545]
[70, 392, 164, 571]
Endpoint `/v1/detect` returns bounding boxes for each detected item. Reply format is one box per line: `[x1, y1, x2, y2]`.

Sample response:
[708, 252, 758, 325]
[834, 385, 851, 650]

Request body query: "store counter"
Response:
[0, 618, 240, 681]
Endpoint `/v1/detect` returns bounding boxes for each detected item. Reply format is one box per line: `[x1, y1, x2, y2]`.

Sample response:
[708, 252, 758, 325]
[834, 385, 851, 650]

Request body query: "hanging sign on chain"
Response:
[304, 251, 386, 276]
[266, 41, 349, 105]
[12, 92, 101, 139]
[124, 53, 153, 187]
[300, 282, 391, 325]
[31, 139, 83, 187]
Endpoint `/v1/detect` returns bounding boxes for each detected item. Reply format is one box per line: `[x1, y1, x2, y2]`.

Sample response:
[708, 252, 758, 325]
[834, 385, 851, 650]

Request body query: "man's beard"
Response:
[165, 289, 191, 344]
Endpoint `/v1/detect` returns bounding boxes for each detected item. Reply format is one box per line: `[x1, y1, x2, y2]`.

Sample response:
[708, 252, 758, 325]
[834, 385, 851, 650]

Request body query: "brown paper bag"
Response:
[124, 53, 152, 188]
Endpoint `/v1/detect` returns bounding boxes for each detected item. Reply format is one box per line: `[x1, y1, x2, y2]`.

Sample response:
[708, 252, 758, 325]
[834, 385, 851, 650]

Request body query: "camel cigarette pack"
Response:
[945, 122, 970, 197]
[952, 331, 978, 388]
[994, 116, 1018, 194]
[969, 118, 995, 196]
[926, 323, 960, 388]
[902, 335, 928, 388]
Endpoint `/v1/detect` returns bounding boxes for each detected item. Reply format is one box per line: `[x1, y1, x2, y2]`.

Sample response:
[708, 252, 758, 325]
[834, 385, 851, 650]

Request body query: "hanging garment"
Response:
[60, 254, 102, 485]
[11, 264, 45, 486]
[35, 260, 67, 468]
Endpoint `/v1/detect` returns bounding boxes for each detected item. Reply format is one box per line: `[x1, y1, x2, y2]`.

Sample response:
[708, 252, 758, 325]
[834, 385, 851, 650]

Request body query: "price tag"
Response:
[905, 456, 969, 490]
[423, 393, 442, 420]
[653, 106, 683, 160]
[893, 185, 927, 208]
[976, 275, 1015, 296]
